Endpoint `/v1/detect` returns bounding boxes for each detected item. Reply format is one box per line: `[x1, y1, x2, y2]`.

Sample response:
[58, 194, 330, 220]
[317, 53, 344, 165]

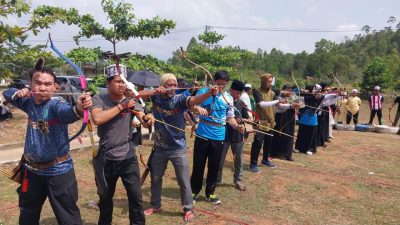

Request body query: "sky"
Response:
[6, 0, 400, 60]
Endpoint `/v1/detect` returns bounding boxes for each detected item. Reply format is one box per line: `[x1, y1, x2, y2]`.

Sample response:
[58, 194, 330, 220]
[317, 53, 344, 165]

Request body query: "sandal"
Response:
[183, 210, 194, 222]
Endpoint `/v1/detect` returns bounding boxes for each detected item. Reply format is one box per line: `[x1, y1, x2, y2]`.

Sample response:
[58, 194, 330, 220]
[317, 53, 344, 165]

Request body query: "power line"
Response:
[210, 25, 386, 33]
[23, 25, 386, 43]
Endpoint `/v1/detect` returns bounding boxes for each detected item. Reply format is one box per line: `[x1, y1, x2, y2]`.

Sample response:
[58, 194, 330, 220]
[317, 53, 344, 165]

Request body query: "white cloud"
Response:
[276, 17, 304, 28]
[3, 0, 398, 60]
[306, 5, 318, 15]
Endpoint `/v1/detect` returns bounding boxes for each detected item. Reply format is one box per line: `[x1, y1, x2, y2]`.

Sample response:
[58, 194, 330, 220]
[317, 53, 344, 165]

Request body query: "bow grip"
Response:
[83, 109, 89, 124]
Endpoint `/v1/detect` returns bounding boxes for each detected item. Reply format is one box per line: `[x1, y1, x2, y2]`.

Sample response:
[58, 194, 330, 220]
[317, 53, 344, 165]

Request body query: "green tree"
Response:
[66, 47, 101, 64]
[1, 0, 68, 79]
[0, 36, 62, 78]
[0, 0, 30, 43]
[31, 0, 176, 54]
[198, 29, 225, 49]
[361, 57, 394, 91]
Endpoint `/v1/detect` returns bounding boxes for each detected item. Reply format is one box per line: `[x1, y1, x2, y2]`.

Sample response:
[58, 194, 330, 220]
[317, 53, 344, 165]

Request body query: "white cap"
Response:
[244, 83, 252, 88]
[352, 89, 358, 93]
[374, 86, 380, 91]
[315, 84, 322, 92]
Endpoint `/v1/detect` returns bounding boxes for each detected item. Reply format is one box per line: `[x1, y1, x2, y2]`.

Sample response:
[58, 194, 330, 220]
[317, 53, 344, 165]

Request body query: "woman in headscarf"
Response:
[294, 85, 324, 155]
[271, 84, 298, 161]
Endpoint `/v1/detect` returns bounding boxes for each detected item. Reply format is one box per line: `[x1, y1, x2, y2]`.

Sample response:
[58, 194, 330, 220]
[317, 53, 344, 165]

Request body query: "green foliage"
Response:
[29, 6, 81, 35]
[169, 39, 253, 82]
[66, 47, 101, 64]
[123, 54, 175, 75]
[29, 0, 176, 53]
[0, 0, 30, 43]
[88, 74, 106, 94]
[198, 30, 225, 47]
[361, 57, 394, 92]
[0, 37, 62, 79]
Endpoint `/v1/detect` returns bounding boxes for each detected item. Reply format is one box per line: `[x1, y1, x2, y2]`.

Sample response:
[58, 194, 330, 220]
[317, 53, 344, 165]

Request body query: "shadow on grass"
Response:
[40, 217, 97, 225]
[142, 187, 182, 201]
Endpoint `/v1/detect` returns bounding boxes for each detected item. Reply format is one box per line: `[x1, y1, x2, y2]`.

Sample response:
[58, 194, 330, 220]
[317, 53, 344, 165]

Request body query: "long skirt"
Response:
[295, 123, 318, 153]
[271, 110, 296, 159]
[317, 109, 329, 146]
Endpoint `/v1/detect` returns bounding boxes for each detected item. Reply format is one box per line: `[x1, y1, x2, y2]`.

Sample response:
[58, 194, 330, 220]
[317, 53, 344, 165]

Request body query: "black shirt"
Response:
[253, 88, 278, 104]
[395, 96, 400, 112]
[226, 99, 249, 142]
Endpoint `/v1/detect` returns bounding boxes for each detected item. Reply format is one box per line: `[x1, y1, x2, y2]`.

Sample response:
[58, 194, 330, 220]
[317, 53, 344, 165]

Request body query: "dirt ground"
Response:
[0, 98, 399, 224]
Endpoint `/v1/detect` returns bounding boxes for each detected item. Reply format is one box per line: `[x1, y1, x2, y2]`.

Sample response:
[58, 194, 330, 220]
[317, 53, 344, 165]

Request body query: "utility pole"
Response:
[205, 25, 210, 49]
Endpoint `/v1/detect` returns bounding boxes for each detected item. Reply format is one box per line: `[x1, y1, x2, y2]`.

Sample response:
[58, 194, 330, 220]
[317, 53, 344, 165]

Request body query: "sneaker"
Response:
[206, 194, 221, 205]
[261, 159, 277, 168]
[248, 164, 260, 173]
[306, 151, 313, 155]
[293, 149, 300, 153]
[183, 210, 195, 222]
[329, 136, 334, 139]
[144, 207, 161, 216]
[192, 193, 199, 204]
[234, 182, 247, 191]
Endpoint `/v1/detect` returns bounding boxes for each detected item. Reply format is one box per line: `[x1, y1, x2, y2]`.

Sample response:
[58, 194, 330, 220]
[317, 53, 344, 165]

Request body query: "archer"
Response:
[2, 58, 92, 225]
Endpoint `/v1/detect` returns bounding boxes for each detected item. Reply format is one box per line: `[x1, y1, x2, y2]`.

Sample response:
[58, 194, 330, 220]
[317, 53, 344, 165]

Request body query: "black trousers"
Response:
[295, 124, 318, 153]
[98, 156, 145, 225]
[346, 111, 359, 125]
[369, 109, 383, 125]
[250, 130, 273, 165]
[18, 167, 82, 225]
[190, 137, 224, 196]
[317, 113, 328, 146]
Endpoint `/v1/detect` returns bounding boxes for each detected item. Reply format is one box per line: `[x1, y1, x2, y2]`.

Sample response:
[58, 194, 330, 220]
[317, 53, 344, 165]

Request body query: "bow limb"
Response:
[120, 73, 146, 108]
[331, 72, 345, 89]
[48, 33, 90, 145]
[291, 70, 301, 100]
[180, 47, 214, 84]
[389, 108, 394, 125]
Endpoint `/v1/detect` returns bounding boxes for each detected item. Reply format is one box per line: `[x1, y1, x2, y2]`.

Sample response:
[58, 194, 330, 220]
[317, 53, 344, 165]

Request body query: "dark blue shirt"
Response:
[151, 94, 189, 150]
[3, 88, 79, 176]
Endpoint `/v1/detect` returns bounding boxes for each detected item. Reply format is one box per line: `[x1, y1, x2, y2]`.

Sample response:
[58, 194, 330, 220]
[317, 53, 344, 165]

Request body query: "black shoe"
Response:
[261, 159, 277, 168]
[192, 193, 199, 204]
[206, 194, 221, 205]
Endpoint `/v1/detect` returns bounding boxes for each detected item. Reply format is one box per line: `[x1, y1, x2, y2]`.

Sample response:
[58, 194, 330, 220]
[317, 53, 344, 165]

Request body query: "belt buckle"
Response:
[37, 120, 49, 134]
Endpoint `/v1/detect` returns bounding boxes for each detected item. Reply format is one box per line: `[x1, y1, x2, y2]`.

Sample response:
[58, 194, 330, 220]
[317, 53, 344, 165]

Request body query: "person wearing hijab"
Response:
[249, 74, 282, 172]
[294, 85, 323, 155]
[271, 84, 299, 161]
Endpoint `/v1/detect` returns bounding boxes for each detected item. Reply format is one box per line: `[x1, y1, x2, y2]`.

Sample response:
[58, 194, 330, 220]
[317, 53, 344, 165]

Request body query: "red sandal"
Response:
[183, 210, 194, 222]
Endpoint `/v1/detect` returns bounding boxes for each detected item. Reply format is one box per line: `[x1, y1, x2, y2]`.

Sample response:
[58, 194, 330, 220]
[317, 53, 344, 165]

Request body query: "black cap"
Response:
[230, 79, 245, 92]
[282, 83, 292, 91]
[320, 82, 328, 90]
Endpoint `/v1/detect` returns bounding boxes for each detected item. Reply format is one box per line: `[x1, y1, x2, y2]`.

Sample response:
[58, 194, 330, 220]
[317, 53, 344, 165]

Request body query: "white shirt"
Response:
[240, 92, 251, 110]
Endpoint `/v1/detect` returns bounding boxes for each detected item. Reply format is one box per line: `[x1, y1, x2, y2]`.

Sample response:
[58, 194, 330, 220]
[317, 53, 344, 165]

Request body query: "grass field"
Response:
[0, 101, 400, 225]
